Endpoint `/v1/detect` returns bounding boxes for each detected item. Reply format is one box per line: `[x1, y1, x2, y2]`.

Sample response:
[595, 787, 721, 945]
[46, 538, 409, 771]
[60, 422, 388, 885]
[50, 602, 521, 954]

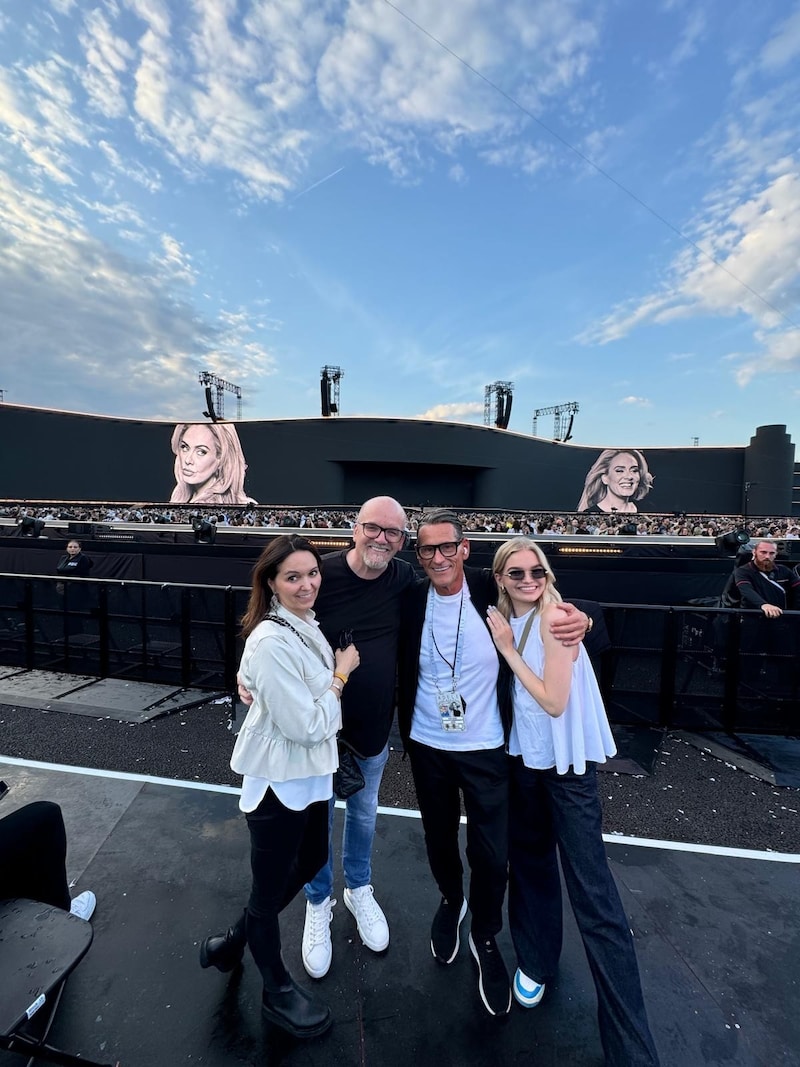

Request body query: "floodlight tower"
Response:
[532, 401, 579, 441]
[483, 381, 514, 429]
[199, 372, 243, 420]
[320, 366, 344, 416]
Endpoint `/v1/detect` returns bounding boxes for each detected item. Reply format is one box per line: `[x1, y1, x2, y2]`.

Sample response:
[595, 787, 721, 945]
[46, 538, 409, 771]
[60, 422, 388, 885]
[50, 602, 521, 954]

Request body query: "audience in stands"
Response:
[2, 504, 799, 541]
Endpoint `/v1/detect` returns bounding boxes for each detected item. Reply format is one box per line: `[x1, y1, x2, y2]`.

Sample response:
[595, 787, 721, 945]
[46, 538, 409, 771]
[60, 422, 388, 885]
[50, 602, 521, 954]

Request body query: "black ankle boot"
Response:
[261, 976, 332, 1038]
[199, 926, 246, 972]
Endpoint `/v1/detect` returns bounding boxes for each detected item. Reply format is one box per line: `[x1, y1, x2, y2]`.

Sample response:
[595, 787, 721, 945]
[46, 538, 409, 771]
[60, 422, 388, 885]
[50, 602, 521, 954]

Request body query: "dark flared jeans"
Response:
[233, 788, 329, 989]
[408, 741, 508, 939]
[509, 758, 659, 1066]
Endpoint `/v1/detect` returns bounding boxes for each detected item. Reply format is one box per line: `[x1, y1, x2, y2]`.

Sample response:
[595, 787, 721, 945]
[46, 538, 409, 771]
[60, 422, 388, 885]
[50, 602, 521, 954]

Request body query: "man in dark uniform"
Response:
[731, 541, 800, 617]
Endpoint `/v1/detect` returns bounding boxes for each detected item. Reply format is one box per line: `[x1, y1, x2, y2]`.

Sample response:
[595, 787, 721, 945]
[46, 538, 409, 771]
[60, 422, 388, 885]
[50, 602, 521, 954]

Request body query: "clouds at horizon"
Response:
[0, 0, 798, 446]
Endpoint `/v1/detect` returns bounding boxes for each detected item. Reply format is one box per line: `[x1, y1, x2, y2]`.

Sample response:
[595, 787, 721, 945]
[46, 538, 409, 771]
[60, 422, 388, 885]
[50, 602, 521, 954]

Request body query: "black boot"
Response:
[199, 923, 246, 972]
[261, 976, 332, 1038]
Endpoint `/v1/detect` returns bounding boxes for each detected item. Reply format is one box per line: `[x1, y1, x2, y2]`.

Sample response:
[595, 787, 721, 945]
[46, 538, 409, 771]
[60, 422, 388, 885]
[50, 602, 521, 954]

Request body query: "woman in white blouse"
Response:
[199, 535, 359, 1039]
[486, 538, 659, 1066]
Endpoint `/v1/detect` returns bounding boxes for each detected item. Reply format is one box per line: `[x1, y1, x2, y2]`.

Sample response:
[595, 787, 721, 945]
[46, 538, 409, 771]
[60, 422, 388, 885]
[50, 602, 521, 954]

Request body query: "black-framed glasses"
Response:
[356, 521, 405, 544]
[416, 540, 461, 560]
[504, 566, 548, 581]
[338, 629, 354, 650]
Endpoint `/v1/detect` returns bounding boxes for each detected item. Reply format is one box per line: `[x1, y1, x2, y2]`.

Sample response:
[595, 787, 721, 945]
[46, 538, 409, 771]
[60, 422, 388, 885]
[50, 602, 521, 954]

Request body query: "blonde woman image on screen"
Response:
[577, 449, 653, 514]
[170, 422, 257, 506]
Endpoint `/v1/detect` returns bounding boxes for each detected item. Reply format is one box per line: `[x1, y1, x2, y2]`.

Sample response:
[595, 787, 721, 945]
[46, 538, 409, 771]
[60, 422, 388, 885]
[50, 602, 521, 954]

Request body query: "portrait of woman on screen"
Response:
[169, 422, 257, 506]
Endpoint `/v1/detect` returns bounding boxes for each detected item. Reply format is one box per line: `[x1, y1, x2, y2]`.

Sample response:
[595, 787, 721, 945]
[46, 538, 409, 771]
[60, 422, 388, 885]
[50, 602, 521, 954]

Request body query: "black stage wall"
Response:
[0, 404, 794, 515]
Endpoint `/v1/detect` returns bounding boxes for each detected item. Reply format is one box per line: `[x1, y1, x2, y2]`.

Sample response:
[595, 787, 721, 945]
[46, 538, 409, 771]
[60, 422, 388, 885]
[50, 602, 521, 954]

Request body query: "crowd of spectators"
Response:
[2, 503, 799, 540]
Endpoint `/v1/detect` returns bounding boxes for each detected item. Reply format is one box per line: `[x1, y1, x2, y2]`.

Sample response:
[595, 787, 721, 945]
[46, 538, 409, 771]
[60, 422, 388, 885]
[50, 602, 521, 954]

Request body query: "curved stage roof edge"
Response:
[0, 403, 794, 515]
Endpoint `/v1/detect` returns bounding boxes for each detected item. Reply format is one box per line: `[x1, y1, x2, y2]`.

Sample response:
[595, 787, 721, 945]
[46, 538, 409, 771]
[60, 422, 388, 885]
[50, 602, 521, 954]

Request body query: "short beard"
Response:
[359, 547, 390, 572]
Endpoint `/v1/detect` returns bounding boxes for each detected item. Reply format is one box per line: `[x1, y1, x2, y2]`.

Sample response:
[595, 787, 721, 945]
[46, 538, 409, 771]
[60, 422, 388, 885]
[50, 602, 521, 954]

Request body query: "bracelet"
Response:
[334, 672, 349, 685]
[584, 616, 594, 635]
[330, 682, 343, 695]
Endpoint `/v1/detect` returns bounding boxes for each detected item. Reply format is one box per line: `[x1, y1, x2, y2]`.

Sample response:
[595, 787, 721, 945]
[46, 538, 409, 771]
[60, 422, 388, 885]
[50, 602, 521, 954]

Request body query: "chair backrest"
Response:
[0, 898, 92, 1037]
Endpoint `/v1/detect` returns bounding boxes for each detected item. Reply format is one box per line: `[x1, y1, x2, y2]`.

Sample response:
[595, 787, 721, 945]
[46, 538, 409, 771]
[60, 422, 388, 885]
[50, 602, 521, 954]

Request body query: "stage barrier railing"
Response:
[0, 575, 797, 735]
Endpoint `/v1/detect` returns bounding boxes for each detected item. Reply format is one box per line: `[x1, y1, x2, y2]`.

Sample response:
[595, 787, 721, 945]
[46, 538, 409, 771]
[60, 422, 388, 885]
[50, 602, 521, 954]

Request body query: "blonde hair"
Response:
[492, 537, 562, 620]
[169, 422, 256, 505]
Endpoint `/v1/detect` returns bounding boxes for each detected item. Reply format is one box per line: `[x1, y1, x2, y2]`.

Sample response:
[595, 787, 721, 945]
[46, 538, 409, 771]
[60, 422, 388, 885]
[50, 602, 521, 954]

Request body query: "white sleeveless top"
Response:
[508, 611, 616, 775]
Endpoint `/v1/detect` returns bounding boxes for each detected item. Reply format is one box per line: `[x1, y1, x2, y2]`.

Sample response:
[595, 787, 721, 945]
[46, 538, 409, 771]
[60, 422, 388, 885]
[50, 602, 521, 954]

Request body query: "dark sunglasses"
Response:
[504, 566, 548, 581]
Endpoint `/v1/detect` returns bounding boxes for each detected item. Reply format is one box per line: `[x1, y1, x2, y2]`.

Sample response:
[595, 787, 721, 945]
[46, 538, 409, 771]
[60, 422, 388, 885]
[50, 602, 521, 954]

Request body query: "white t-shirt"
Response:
[411, 585, 504, 751]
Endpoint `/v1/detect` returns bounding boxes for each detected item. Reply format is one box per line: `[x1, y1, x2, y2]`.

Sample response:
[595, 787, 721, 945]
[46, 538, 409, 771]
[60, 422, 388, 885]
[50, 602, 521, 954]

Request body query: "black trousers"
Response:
[233, 788, 329, 989]
[509, 758, 659, 1066]
[0, 801, 71, 910]
[407, 741, 508, 939]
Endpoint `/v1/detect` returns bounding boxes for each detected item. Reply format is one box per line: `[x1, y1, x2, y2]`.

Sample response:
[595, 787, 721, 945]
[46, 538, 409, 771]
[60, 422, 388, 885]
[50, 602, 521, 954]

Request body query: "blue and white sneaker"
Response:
[513, 967, 545, 1008]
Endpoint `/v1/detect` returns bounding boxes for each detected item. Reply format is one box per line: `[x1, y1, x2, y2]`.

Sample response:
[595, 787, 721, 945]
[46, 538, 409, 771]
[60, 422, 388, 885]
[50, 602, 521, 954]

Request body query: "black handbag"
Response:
[333, 737, 365, 800]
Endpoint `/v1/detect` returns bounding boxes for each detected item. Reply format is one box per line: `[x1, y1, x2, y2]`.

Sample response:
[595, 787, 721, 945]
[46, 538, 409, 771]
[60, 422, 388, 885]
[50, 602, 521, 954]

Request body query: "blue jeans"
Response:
[509, 758, 659, 1067]
[305, 743, 389, 904]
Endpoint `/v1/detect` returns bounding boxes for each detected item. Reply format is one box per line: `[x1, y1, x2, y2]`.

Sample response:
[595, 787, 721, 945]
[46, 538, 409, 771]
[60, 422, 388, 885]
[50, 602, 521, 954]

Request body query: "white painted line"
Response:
[0, 755, 240, 796]
[2, 755, 798, 863]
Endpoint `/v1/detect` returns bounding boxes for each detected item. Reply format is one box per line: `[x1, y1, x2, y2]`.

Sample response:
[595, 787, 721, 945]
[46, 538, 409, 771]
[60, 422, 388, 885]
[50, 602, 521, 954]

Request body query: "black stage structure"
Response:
[0, 404, 795, 515]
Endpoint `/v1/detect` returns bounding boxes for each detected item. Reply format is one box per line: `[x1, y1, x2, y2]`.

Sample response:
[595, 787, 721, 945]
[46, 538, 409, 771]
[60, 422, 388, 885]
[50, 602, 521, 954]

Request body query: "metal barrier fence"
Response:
[0, 575, 797, 734]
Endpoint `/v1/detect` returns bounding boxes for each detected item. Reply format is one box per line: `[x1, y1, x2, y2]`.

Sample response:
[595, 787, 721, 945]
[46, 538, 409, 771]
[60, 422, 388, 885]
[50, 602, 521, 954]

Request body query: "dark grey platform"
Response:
[0, 760, 797, 1066]
[0, 670, 218, 722]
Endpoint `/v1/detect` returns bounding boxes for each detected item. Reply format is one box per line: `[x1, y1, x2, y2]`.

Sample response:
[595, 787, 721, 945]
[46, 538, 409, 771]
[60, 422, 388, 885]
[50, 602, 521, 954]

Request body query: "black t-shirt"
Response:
[316, 550, 415, 757]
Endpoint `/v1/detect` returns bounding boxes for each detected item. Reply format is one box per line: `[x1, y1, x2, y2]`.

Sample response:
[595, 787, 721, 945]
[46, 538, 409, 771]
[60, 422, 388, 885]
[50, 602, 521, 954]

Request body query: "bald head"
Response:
[357, 496, 407, 527]
[348, 496, 408, 578]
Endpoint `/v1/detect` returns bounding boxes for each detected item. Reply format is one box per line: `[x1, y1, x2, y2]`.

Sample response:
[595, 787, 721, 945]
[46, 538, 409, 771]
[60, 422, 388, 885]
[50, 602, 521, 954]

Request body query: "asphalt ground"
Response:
[1, 699, 798, 855]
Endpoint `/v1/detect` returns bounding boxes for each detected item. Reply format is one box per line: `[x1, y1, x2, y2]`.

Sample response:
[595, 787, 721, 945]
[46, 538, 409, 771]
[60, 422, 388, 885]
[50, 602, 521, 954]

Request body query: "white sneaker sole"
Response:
[343, 890, 390, 952]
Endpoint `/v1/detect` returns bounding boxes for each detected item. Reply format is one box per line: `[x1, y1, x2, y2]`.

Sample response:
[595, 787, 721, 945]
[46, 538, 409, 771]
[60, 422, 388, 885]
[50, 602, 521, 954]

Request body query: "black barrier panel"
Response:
[0, 575, 797, 733]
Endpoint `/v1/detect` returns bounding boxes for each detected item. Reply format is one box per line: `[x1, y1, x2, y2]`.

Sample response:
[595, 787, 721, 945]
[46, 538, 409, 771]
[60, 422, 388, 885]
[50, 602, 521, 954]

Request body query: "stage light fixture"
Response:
[19, 517, 45, 537]
[714, 529, 750, 555]
[192, 516, 217, 544]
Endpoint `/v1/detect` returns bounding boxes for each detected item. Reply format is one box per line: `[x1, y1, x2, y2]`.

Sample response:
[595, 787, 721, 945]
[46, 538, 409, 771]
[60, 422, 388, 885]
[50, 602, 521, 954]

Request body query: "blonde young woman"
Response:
[485, 538, 659, 1066]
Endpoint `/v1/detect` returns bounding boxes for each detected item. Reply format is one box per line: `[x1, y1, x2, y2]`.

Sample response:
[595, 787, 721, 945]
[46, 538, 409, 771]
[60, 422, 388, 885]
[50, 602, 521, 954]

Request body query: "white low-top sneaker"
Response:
[513, 967, 546, 1008]
[343, 885, 389, 952]
[69, 890, 97, 922]
[302, 896, 335, 978]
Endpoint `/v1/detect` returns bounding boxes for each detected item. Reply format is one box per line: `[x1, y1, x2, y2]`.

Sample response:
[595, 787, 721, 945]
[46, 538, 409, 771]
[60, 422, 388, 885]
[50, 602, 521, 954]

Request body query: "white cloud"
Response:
[0, 171, 275, 418]
[759, 8, 800, 70]
[619, 396, 652, 407]
[416, 401, 485, 421]
[581, 157, 800, 383]
[78, 6, 135, 118]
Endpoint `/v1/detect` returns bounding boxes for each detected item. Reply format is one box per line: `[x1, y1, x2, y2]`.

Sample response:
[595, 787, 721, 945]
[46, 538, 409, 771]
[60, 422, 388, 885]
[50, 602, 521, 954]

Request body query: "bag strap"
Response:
[265, 613, 329, 669]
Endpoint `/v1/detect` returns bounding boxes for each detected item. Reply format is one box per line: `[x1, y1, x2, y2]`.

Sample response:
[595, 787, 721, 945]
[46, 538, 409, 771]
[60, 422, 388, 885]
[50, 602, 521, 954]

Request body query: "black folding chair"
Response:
[0, 898, 118, 1066]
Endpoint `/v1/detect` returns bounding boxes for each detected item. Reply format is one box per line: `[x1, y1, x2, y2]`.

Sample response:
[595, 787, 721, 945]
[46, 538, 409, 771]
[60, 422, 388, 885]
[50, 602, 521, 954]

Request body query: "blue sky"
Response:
[1, 0, 799, 448]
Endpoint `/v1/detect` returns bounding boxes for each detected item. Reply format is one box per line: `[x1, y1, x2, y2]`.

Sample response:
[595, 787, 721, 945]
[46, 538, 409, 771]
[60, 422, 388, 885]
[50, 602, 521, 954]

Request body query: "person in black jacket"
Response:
[729, 541, 799, 618]
[56, 539, 93, 578]
[397, 509, 591, 1018]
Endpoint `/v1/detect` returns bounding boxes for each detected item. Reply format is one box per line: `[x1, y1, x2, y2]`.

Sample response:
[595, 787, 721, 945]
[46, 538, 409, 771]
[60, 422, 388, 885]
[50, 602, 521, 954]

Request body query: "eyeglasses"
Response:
[504, 566, 548, 581]
[416, 541, 461, 560]
[356, 522, 405, 544]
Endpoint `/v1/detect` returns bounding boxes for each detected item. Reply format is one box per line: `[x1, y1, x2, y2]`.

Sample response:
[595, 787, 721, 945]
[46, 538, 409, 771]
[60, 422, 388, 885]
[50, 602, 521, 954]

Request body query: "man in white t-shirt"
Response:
[397, 509, 588, 1018]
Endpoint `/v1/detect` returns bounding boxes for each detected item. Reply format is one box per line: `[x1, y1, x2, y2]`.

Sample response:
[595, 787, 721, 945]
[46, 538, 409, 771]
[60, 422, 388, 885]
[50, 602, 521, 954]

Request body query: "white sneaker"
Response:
[513, 967, 546, 1008]
[302, 896, 335, 979]
[69, 890, 96, 922]
[343, 885, 389, 952]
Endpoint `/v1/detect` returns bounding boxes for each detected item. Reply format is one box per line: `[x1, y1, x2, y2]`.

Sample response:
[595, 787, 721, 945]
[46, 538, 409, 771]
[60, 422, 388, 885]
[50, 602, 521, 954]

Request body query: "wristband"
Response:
[334, 672, 349, 685]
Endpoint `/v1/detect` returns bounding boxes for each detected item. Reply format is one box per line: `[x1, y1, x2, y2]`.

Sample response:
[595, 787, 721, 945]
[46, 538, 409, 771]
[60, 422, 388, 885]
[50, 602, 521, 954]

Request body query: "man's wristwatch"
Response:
[584, 616, 594, 635]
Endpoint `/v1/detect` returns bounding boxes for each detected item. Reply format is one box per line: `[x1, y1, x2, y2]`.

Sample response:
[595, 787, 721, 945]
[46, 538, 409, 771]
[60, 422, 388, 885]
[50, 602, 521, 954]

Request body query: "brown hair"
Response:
[240, 535, 323, 638]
